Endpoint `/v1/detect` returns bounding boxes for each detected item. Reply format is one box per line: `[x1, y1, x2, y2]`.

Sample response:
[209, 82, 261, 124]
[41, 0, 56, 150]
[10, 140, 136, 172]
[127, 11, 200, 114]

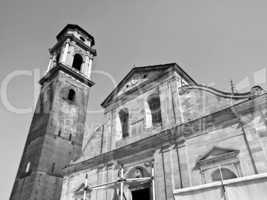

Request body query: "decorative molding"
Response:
[39, 63, 95, 87]
[195, 146, 240, 169]
[64, 94, 267, 175]
[101, 63, 197, 108]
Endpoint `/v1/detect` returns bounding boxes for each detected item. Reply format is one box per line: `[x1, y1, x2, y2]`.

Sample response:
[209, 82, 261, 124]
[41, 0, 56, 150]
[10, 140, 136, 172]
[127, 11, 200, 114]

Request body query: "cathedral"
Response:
[10, 24, 267, 200]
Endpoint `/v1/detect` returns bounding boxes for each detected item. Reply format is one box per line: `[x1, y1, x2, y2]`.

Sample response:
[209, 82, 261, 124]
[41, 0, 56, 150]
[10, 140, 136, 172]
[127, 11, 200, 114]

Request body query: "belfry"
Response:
[10, 24, 96, 200]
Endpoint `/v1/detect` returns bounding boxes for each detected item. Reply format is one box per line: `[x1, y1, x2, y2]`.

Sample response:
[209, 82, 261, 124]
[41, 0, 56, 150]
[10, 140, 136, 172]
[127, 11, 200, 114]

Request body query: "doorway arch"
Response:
[125, 166, 152, 200]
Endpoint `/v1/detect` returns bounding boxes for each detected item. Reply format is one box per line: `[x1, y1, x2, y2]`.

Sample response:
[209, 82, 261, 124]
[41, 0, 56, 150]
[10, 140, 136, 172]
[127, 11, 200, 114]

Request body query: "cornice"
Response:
[39, 63, 95, 87]
[63, 94, 267, 176]
[103, 73, 179, 113]
[101, 63, 197, 108]
[181, 84, 251, 100]
[50, 34, 97, 56]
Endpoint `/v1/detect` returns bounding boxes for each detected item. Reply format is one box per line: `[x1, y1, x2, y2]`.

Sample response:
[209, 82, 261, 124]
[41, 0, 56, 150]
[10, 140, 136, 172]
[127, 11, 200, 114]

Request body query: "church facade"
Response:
[10, 24, 267, 200]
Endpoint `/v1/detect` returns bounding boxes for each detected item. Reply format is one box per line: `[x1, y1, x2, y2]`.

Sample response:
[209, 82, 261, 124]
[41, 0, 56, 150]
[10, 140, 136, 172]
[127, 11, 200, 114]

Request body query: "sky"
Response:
[1, 0, 267, 199]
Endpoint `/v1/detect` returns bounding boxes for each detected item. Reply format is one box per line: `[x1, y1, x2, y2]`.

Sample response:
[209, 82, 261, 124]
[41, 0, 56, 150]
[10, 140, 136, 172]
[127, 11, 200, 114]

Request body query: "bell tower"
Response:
[10, 24, 96, 200]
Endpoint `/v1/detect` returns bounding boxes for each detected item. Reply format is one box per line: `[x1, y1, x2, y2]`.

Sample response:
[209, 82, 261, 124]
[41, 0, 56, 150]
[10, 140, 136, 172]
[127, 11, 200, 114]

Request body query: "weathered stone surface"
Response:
[10, 25, 95, 200]
[60, 62, 267, 200]
[10, 26, 267, 200]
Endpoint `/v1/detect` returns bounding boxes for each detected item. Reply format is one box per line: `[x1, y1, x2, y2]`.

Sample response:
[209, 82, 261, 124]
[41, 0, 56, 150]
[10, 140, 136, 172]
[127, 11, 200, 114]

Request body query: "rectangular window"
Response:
[51, 162, 56, 173]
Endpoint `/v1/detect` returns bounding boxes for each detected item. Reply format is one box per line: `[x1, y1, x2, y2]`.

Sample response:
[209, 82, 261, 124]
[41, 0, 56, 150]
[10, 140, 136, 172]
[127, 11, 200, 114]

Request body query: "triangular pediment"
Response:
[101, 63, 197, 108]
[117, 70, 161, 96]
[195, 146, 240, 168]
[199, 146, 239, 161]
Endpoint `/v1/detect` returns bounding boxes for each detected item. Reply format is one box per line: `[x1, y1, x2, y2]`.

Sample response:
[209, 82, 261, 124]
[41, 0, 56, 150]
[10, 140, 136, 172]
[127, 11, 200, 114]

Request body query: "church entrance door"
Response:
[132, 187, 150, 200]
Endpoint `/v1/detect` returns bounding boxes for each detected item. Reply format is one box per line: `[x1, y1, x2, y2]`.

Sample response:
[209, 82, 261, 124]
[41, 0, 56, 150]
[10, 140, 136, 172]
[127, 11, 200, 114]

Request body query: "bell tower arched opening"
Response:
[72, 54, 83, 71]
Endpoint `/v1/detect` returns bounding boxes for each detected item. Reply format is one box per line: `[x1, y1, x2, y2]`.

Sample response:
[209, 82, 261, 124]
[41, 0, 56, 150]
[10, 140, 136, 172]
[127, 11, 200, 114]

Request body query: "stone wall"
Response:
[81, 69, 248, 163]
[61, 65, 267, 200]
[10, 70, 91, 200]
[173, 173, 267, 200]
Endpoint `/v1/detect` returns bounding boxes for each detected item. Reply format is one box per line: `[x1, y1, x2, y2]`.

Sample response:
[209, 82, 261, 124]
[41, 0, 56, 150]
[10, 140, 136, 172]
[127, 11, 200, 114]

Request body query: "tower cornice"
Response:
[49, 34, 97, 56]
[56, 24, 95, 46]
[39, 63, 95, 87]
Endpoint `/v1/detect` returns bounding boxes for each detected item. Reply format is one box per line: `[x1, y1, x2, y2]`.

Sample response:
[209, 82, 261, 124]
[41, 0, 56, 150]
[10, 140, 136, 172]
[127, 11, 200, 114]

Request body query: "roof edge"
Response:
[100, 62, 196, 108]
[56, 24, 95, 46]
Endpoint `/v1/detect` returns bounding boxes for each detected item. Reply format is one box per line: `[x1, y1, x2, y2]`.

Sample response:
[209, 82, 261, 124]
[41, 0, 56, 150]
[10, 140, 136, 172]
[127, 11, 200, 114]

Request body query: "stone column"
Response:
[161, 146, 175, 200]
[88, 54, 93, 79]
[84, 52, 90, 77]
[83, 51, 93, 79]
[46, 54, 53, 73]
[177, 143, 191, 187]
[159, 81, 175, 128]
[61, 39, 70, 64]
[170, 80, 183, 124]
[154, 149, 167, 200]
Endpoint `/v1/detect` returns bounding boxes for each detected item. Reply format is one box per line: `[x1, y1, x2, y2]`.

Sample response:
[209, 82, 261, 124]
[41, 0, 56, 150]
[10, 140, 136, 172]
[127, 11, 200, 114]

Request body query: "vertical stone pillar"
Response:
[83, 51, 93, 79]
[110, 109, 117, 150]
[159, 82, 175, 128]
[170, 80, 183, 124]
[96, 167, 105, 200]
[154, 147, 176, 200]
[83, 51, 89, 76]
[154, 149, 167, 200]
[177, 143, 191, 187]
[88, 55, 93, 79]
[170, 145, 182, 189]
[61, 39, 70, 64]
[46, 54, 53, 73]
[103, 165, 109, 200]
[102, 112, 112, 153]
[161, 146, 175, 200]
[106, 163, 115, 200]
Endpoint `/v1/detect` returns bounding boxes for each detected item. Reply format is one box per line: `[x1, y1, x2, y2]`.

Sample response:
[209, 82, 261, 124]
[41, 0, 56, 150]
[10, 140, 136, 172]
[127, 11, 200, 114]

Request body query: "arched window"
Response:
[67, 89, 75, 102]
[147, 94, 162, 126]
[211, 168, 237, 181]
[119, 108, 129, 138]
[72, 54, 83, 71]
